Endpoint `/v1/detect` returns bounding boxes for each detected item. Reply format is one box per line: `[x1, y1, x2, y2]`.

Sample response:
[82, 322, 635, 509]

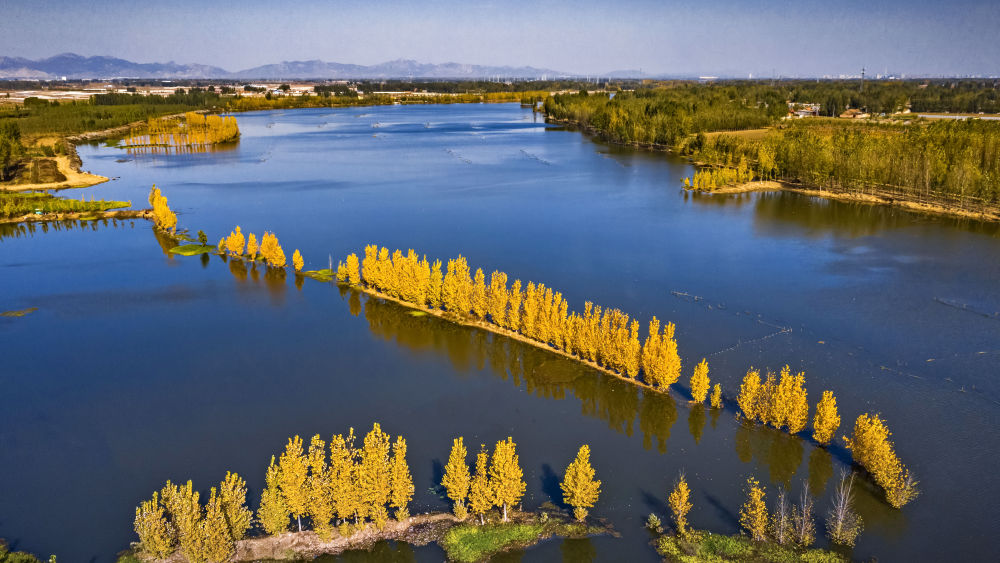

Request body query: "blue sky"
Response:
[2, 0, 998, 76]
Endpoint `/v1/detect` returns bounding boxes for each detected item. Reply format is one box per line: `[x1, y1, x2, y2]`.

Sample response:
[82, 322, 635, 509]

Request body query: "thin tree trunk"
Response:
[298, 515, 302, 532]
[503, 503, 508, 522]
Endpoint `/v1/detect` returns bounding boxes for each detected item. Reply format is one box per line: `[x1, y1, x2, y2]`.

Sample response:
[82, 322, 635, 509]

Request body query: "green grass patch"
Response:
[656, 531, 846, 563]
[302, 268, 334, 282]
[441, 522, 544, 563]
[0, 191, 129, 219]
[0, 307, 37, 318]
[168, 244, 216, 256]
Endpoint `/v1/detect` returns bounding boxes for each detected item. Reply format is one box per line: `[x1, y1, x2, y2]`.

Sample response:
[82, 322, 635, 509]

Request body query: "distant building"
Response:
[787, 102, 820, 118]
[839, 108, 869, 119]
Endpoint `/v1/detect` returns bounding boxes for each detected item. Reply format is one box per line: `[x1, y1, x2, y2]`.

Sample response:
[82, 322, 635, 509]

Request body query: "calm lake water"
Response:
[1, 104, 999, 562]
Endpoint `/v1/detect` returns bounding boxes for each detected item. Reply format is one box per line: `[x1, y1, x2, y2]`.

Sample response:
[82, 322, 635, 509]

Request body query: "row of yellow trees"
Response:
[683, 159, 755, 191]
[133, 424, 413, 562]
[736, 366, 917, 507]
[122, 112, 240, 148]
[258, 424, 413, 538]
[133, 472, 252, 562]
[441, 438, 602, 525]
[220, 225, 299, 270]
[337, 245, 689, 389]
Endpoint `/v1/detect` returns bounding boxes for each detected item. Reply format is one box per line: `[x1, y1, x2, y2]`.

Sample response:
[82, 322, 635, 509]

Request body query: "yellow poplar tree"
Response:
[468, 445, 493, 525]
[346, 253, 361, 285]
[442, 437, 471, 519]
[307, 435, 335, 540]
[329, 430, 362, 525]
[472, 268, 488, 320]
[389, 436, 414, 520]
[560, 445, 601, 522]
[278, 436, 310, 532]
[489, 437, 526, 522]
[428, 259, 444, 308]
[506, 280, 523, 332]
[642, 317, 662, 385]
[292, 249, 304, 272]
[359, 423, 392, 529]
[737, 368, 762, 422]
[161, 480, 202, 562]
[218, 471, 252, 541]
[844, 413, 918, 508]
[245, 233, 258, 261]
[787, 372, 810, 434]
[690, 358, 710, 403]
[226, 226, 245, 256]
[812, 391, 841, 446]
[134, 492, 174, 558]
[200, 487, 234, 563]
[710, 383, 723, 409]
[740, 477, 768, 541]
[258, 456, 289, 535]
[668, 474, 693, 536]
[487, 271, 508, 326]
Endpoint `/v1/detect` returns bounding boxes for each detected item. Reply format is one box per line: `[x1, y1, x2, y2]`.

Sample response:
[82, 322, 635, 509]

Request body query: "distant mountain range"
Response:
[0, 53, 572, 80]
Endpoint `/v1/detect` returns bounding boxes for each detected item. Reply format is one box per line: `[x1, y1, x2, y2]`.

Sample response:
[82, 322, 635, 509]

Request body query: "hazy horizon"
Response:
[3, 0, 1000, 77]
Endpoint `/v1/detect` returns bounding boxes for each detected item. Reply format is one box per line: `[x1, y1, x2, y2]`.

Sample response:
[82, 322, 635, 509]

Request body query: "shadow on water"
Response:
[355, 289, 910, 541]
[687, 189, 1000, 238]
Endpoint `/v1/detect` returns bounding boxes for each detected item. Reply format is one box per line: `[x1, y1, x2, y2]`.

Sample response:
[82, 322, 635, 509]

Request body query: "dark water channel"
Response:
[1, 104, 999, 562]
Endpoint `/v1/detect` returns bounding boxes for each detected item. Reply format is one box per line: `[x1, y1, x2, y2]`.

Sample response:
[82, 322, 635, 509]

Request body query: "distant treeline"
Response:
[695, 119, 1000, 206]
[543, 85, 786, 146]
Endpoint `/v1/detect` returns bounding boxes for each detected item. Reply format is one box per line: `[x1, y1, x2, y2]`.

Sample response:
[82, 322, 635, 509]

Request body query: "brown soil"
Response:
[0, 154, 108, 192]
[234, 513, 455, 561]
[0, 208, 153, 225]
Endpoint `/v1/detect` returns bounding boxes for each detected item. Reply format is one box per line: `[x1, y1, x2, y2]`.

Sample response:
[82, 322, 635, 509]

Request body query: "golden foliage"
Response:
[329, 429, 362, 524]
[690, 358, 710, 403]
[134, 492, 174, 558]
[245, 232, 258, 261]
[389, 436, 414, 520]
[225, 226, 245, 256]
[122, 112, 240, 149]
[346, 253, 361, 285]
[472, 268, 488, 319]
[278, 435, 310, 531]
[359, 423, 392, 529]
[442, 437, 471, 519]
[307, 435, 335, 541]
[258, 456, 290, 535]
[668, 474, 693, 536]
[489, 437, 526, 522]
[259, 231, 286, 268]
[710, 383, 723, 409]
[148, 185, 177, 233]
[737, 368, 762, 422]
[560, 445, 601, 522]
[812, 391, 841, 446]
[292, 249, 304, 272]
[844, 413, 918, 508]
[468, 445, 493, 525]
[739, 477, 769, 541]
[218, 471, 251, 541]
[201, 487, 234, 563]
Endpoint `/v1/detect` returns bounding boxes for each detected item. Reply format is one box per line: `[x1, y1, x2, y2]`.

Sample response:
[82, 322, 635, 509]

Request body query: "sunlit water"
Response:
[1, 104, 999, 562]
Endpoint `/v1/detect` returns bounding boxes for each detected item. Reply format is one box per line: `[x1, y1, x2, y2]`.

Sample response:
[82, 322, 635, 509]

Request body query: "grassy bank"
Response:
[655, 531, 846, 563]
[0, 190, 131, 221]
[442, 513, 606, 563]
